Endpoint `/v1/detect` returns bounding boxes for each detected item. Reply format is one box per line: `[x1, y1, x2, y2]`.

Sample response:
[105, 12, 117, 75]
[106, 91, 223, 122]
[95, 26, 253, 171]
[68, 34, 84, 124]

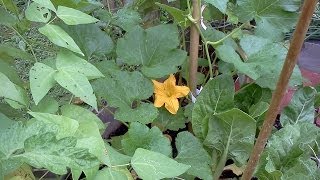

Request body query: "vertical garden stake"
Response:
[241, 1, 318, 179]
[189, 0, 200, 95]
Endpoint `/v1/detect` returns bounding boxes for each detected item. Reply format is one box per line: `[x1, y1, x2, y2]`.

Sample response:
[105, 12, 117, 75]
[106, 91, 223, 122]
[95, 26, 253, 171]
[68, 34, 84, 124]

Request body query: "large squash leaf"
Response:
[116, 24, 187, 78]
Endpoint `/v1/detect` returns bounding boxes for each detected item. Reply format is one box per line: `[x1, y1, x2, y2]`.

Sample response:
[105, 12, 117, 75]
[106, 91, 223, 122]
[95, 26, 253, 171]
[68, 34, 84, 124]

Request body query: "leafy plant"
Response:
[0, 0, 319, 179]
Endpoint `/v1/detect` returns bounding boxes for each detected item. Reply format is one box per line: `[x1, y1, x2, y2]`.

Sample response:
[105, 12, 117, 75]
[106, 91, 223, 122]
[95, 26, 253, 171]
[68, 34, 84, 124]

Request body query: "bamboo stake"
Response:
[241, 1, 318, 179]
[189, 0, 200, 95]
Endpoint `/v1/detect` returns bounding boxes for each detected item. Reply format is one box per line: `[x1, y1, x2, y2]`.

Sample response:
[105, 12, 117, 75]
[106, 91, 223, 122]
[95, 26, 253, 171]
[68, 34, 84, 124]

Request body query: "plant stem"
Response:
[10, 27, 38, 62]
[241, 1, 318, 179]
[207, 23, 246, 47]
[188, 0, 201, 95]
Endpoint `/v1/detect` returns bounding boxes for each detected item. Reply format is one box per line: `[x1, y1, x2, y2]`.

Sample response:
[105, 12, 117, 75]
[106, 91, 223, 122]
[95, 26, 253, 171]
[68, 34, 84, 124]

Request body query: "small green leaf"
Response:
[0, 72, 27, 107]
[94, 167, 133, 180]
[25, 2, 51, 23]
[28, 112, 79, 139]
[156, 3, 190, 28]
[33, 0, 56, 12]
[38, 24, 84, 55]
[249, 101, 269, 118]
[54, 70, 97, 109]
[235, 83, 271, 113]
[30, 96, 59, 114]
[131, 148, 190, 180]
[115, 103, 158, 124]
[56, 50, 104, 80]
[102, 144, 131, 166]
[117, 24, 187, 78]
[205, 0, 228, 13]
[280, 87, 316, 126]
[56, 6, 99, 25]
[29, 62, 56, 105]
[121, 122, 172, 156]
[175, 131, 213, 180]
[192, 75, 234, 140]
[204, 108, 256, 165]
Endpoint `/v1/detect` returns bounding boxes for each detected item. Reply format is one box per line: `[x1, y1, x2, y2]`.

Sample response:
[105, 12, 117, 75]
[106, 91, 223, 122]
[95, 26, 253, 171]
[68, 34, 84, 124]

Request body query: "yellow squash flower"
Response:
[152, 74, 190, 114]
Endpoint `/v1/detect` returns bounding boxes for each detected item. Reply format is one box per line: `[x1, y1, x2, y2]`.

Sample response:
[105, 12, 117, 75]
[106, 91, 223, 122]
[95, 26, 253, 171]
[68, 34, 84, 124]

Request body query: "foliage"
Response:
[0, 0, 319, 179]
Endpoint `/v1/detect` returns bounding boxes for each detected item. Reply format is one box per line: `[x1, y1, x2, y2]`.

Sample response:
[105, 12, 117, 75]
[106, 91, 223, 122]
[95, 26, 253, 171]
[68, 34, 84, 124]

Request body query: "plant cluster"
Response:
[0, 0, 319, 179]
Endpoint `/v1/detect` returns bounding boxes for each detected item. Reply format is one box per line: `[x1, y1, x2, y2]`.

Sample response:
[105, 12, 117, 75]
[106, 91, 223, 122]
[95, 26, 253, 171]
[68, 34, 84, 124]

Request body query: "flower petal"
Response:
[164, 98, 179, 114]
[174, 85, 190, 98]
[154, 94, 166, 107]
[163, 74, 176, 92]
[152, 80, 164, 94]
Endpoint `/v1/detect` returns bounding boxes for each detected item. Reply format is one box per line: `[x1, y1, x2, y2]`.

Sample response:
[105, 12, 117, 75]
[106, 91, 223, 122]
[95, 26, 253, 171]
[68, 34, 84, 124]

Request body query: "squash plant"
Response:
[0, 0, 320, 179]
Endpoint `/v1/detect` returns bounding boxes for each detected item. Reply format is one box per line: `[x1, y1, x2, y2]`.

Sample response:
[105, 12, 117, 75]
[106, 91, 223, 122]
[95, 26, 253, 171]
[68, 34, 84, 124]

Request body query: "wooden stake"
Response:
[189, 0, 200, 95]
[241, 1, 318, 179]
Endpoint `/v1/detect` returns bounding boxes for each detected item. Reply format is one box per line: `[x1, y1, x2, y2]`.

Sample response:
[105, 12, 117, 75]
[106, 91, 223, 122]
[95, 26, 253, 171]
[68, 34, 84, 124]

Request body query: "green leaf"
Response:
[192, 75, 234, 140]
[235, 83, 271, 113]
[216, 35, 302, 89]
[152, 108, 187, 131]
[60, 23, 114, 58]
[102, 144, 131, 166]
[131, 148, 190, 180]
[156, 3, 190, 28]
[205, 0, 229, 13]
[121, 122, 172, 156]
[249, 101, 269, 118]
[56, 50, 104, 80]
[61, 104, 105, 133]
[114, 103, 158, 124]
[0, 72, 27, 107]
[30, 96, 59, 114]
[20, 133, 99, 175]
[0, 61, 23, 87]
[256, 123, 320, 179]
[56, 6, 99, 25]
[60, 104, 106, 174]
[0, 0, 19, 15]
[33, 0, 56, 12]
[0, 7, 17, 27]
[280, 87, 316, 126]
[204, 108, 256, 165]
[235, 0, 300, 40]
[94, 167, 133, 180]
[38, 24, 84, 55]
[0, 112, 14, 130]
[175, 131, 213, 180]
[113, 8, 142, 31]
[25, 2, 52, 23]
[0, 121, 55, 158]
[116, 24, 187, 78]
[93, 71, 157, 124]
[54, 70, 97, 109]
[29, 62, 56, 105]
[28, 112, 79, 139]
[93, 61, 120, 77]
[0, 44, 33, 62]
